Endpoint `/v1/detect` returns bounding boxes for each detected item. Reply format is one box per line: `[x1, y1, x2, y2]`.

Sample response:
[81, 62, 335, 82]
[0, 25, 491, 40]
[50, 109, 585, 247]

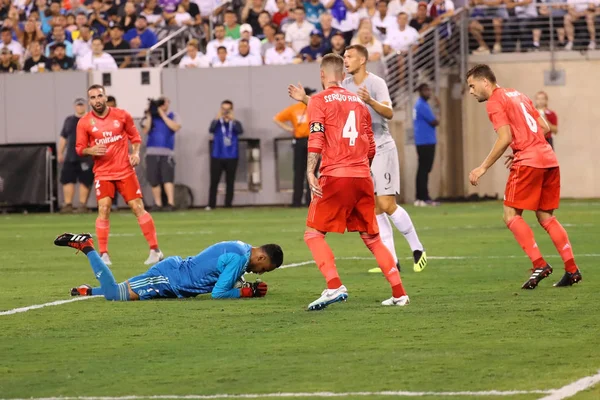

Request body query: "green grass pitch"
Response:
[0, 200, 599, 400]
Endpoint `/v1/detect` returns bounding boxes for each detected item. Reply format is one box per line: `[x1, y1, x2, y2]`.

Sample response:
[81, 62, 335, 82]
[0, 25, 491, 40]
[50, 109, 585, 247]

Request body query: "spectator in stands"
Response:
[0, 27, 24, 64]
[124, 16, 158, 58]
[89, 0, 110, 36]
[305, 0, 326, 30]
[50, 42, 75, 70]
[372, 0, 396, 41]
[105, 25, 132, 68]
[388, 0, 418, 17]
[538, 0, 567, 48]
[122, 2, 138, 32]
[383, 12, 419, 54]
[324, 30, 346, 55]
[0, 48, 18, 72]
[535, 91, 558, 149]
[299, 29, 328, 61]
[265, 31, 296, 64]
[413, 83, 439, 207]
[468, 0, 506, 54]
[72, 24, 92, 61]
[77, 37, 118, 70]
[285, 6, 315, 52]
[351, 25, 383, 60]
[261, 22, 278, 56]
[140, 0, 164, 27]
[242, 0, 266, 34]
[212, 45, 231, 67]
[410, 2, 433, 33]
[231, 38, 262, 65]
[224, 9, 241, 39]
[318, 12, 340, 44]
[237, 23, 262, 56]
[206, 23, 236, 60]
[179, 38, 210, 67]
[272, 87, 316, 207]
[357, 0, 378, 21]
[177, 0, 202, 28]
[18, 17, 45, 51]
[57, 98, 93, 214]
[46, 26, 74, 57]
[141, 96, 181, 211]
[564, 0, 596, 50]
[257, 11, 273, 38]
[207, 99, 244, 210]
[23, 40, 50, 72]
[272, 0, 289, 27]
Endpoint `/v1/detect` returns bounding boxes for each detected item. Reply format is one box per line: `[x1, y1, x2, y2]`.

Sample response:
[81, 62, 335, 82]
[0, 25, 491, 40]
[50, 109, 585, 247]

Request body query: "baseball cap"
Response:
[74, 98, 86, 105]
[305, 87, 317, 95]
[240, 23, 253, 34]
[310, 29, 322, 37]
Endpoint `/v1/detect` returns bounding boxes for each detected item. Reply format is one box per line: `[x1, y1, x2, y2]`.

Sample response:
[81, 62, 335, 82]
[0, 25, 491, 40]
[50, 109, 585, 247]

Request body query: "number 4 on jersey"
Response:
[342, 110, 359, 146]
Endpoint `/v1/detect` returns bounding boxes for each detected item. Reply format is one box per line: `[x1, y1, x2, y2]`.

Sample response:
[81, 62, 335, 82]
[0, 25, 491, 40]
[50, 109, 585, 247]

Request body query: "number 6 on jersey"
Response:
[343, 110, 358, 146]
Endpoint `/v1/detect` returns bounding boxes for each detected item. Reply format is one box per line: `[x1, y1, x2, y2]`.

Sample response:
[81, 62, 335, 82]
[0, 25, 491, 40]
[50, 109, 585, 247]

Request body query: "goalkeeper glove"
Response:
[240, 280, 268, 298]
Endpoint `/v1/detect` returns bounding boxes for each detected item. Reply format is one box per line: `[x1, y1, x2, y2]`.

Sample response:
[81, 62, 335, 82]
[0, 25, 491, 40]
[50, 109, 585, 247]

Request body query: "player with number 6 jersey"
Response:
[302, 53, 409, 311]
[466, 64, 581, 290]
[76, 84, 163, 266]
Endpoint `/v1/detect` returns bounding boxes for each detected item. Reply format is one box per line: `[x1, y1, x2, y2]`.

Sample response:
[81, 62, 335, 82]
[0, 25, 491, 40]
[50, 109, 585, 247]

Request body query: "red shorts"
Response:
[94, 173, 143, 203]
[504, 165, 560, 211]
[307, 176, 378, 234]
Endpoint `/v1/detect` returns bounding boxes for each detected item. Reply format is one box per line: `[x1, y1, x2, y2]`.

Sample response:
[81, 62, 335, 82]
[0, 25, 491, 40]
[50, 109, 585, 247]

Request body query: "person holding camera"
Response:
[141, 96, 182, 211]
[207, 100, 244, 210]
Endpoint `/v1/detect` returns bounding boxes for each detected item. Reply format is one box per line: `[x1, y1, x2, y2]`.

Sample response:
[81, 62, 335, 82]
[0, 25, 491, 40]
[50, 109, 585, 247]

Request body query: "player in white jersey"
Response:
[288, 44, 427, 273]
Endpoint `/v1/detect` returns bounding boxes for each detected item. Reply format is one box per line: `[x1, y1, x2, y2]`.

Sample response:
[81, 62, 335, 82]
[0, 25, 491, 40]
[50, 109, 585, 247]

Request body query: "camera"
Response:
[147, 97, 165, 118]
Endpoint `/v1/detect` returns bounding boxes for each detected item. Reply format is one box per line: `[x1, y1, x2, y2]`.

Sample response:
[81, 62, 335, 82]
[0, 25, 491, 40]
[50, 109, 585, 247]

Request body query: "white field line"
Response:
[0, 389, 554, 400]
[2, 253, 599, 317]
[537, 370, 600, 400]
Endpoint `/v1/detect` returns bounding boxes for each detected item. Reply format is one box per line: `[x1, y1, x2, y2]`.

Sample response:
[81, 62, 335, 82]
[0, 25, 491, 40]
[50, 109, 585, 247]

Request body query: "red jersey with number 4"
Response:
[76, 107, 142, 180]
[487, 88, 558, 169]
[307, 86, 375, 178]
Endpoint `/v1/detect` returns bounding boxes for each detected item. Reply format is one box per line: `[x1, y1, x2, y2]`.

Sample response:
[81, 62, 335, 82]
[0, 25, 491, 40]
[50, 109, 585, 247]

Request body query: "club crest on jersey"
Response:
[113, 120, 120, 128]
[310, 122, 324, 133]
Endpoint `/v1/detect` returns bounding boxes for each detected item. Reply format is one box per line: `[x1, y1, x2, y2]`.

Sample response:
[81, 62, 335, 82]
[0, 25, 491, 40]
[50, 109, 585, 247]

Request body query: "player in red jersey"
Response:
[303, 54, 409, 310]
[466, 64, 582, 289]
[534, 91, 558, 149]
[76, 85, 164, 266]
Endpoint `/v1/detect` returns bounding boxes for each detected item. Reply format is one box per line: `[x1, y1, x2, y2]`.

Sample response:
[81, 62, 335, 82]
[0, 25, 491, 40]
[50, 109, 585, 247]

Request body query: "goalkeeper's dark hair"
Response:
[261, 244, 284, 268]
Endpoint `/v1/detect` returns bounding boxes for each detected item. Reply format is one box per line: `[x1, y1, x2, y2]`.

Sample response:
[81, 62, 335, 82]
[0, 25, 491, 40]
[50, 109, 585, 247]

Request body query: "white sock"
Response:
[376, 213, 397, 263]
[388, 205, 423, 252]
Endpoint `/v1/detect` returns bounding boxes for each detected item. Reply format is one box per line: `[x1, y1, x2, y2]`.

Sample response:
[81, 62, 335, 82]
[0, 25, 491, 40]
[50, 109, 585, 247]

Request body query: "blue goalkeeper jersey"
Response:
[151, 241, 252, 299]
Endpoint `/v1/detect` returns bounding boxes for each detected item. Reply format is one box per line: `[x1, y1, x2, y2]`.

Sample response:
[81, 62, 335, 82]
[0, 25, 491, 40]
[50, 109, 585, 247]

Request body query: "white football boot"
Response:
[144, 249, 164, 265]
[307, 285, 348, 311]
[381, 295, 410, 306]
[100, 252, 112, 266]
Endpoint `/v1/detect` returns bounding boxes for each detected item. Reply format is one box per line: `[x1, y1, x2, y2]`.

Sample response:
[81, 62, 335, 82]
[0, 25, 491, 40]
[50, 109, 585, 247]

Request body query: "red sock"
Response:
[95, 217, 110, 254]
[304, 231, 342, 289]
[137, 212, 158, 250]
[361, 233, 406, 298]
[540, 217, 577, 273]
[506, 216, 546, 268]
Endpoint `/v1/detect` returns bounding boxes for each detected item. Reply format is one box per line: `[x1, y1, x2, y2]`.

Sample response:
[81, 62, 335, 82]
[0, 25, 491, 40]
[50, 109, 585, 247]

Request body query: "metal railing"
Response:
[382, 8, 469, 111]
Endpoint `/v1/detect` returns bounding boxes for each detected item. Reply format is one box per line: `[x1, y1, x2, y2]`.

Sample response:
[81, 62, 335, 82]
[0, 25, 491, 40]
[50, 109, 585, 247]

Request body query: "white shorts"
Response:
[371, 146, 400, 196]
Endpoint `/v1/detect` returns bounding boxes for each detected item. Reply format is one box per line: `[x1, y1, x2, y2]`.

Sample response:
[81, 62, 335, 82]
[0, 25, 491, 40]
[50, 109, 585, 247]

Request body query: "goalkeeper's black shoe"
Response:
[553, 270, 582, 287]
[54, 233, 94, 252]
[71, 284, 93, 297]
[521, 264, 553, 289]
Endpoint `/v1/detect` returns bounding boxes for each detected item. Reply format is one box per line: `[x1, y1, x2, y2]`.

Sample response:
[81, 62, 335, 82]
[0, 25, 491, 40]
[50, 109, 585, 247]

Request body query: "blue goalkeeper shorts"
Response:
[127, 257, 181, 300]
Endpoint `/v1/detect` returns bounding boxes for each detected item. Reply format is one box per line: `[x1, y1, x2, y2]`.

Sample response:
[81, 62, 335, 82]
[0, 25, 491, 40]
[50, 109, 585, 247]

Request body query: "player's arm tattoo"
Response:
[307, 152, 320, 176]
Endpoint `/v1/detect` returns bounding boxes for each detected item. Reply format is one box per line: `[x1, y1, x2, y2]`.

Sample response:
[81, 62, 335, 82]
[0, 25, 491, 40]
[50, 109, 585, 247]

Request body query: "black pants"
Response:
[416, 144, 436, 201]
[208, 157, 238, 208]
[292, 138, 311, 207]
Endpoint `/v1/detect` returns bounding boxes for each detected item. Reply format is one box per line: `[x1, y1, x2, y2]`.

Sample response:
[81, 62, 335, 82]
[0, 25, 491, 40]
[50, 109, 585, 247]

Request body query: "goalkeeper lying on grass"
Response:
[54, 233, 284, 301]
